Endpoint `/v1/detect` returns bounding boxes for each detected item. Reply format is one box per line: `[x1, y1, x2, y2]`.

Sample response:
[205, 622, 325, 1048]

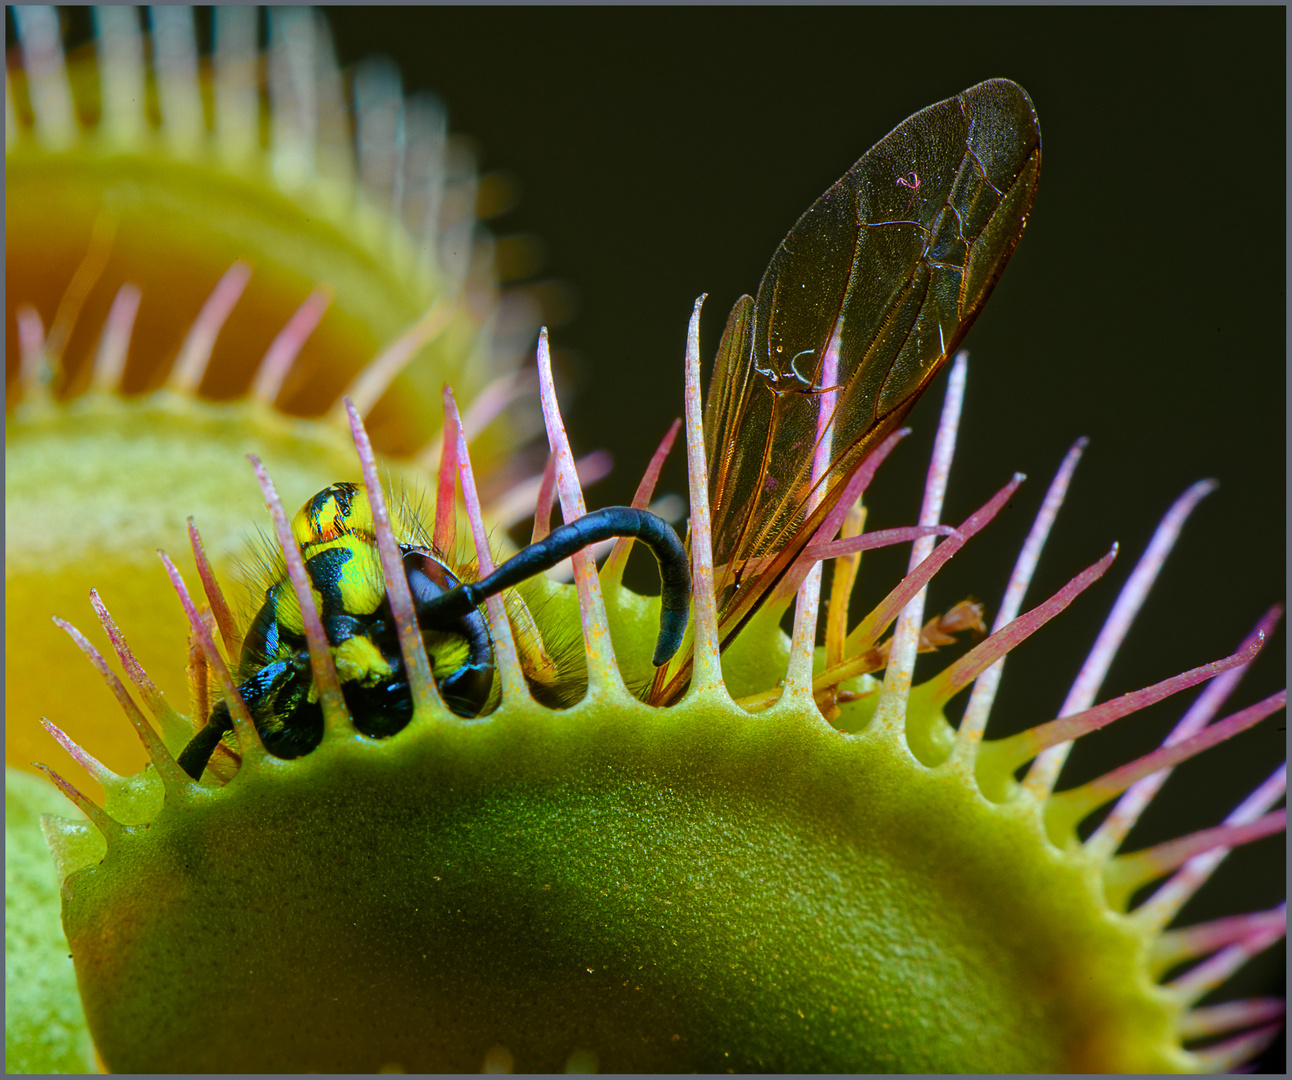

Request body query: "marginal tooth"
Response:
[93, 6, 147, 146]
[150, 5, 204, 157]
[955, 437, 1087, 756]
[1026, 478, 1218, 797]
[443, 388, 526, 703]
[346, 398, 442, 715]
[873, 353, 967, 738]
[535, 328, 623, 697]
[213, 5, 260, 166]
[13, 6, 77, 149]
[267, 6, 319, 191]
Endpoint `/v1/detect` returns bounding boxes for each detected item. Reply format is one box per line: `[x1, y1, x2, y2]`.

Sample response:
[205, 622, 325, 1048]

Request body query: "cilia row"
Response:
[6, 10, 1283, 1072]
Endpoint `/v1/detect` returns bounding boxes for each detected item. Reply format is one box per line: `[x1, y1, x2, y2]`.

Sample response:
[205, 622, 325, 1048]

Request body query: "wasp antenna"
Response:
[40, 718, 119, 789]
[443, 388, 526, 703]
[248, 456, 348, 735]
[89, 282, 141, 393]
[186, 519, 240, 659]
[1026, 477, 1220, 798]
[1086, 605, 1287, 862]
[603, 419, 681, 588]
[32, 762, 122, 840]
[536, 328, 624, 696]
[849, 472, 1024, 655]
[1048, 691, 1286, 849]
[1134, 765, 1287, 932]
[873, 353, 968, 738]
[339, 298, 452, 422]
[425, 506, 689, 669]
[956, 438, 1088, 755]
[252, 287, 332, 404]
[52, 615, 190, 792]
[166, 261, 252, 393]
[345, 398, 443, 716]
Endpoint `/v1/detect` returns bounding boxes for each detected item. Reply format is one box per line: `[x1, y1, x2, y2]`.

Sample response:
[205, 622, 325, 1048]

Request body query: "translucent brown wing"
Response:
[661, 79, 1041, 702]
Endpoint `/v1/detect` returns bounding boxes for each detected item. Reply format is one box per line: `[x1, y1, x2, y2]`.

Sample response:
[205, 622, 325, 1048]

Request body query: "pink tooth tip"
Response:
[851, 473, 1025, 654]
[1134, 764, 1287, 931]
[995, 637, 1266, 781]
[340, 298, 452, 421]
[253, 287, 332, 404]
[51, 616, 187, 789]
[535, 327, 621, 693]
[345, 398, 441, 714]
[936, 544, 1118, 715]
[186, 519, 240, 659]
[680, 296, 722, 696]
[90, 282, 142, 392]
[32, 762, 120, 838]
[39, 718, 117, 787]
[603, 419, 682, 587]
[442, 387, 526, 703]
[88, 589, 167, 718]
[1087, 605, 1285, 862]
[433, 385, 460, 556]
[167, 261, 252, 393]
[1026, 478, 1219, 797]
[158, 549, 264, 763]
[247, 455, 348, 734]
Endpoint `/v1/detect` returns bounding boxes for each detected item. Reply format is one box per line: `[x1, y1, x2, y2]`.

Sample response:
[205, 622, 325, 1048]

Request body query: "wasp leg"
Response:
[177, 701, 234, 780]
[417, 506, 691, 666]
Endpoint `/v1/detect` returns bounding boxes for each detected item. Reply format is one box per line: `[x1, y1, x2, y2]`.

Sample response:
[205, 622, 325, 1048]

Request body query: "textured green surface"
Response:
[5, 769, 96, 1075]
[43, 584, 1193, 1072]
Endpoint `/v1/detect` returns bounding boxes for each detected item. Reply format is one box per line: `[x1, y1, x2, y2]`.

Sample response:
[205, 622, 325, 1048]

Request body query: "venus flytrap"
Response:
[5, 7, 1284, 1074]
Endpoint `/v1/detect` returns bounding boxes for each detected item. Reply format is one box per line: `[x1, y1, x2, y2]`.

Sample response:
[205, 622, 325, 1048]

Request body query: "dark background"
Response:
[330, 5, 1287, 1051]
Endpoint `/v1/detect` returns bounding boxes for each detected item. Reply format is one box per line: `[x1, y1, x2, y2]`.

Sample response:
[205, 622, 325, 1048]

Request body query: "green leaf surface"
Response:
[5, 767, 96, 1075]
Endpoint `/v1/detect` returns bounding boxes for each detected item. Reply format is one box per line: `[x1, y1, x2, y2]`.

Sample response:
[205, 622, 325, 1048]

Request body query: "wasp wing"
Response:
[698, 79, 1041, 673]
